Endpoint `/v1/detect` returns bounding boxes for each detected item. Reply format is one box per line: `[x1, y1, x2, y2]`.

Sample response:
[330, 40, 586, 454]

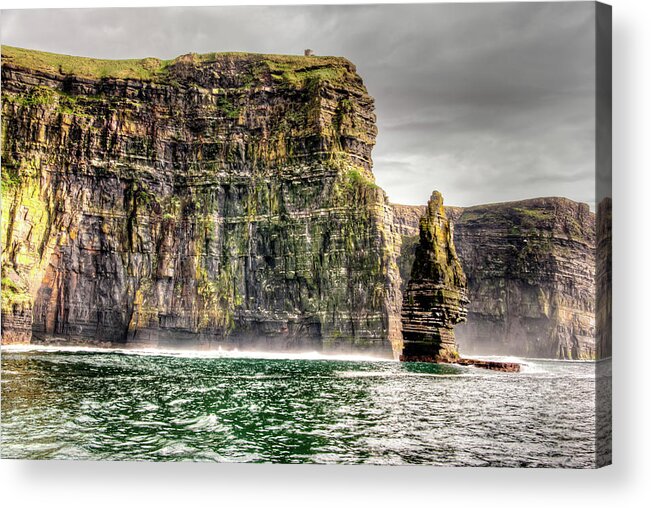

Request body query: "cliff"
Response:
[390, 205, 421, 294]
[0, 46, 402, 355]
[393, 197, 596, 359]
[390, 203, 425, 236]
[400, 191, 468, 362]
[596, 197, 611, 359]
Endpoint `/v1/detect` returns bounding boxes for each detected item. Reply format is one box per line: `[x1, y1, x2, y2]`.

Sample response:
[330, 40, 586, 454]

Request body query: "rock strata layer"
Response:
[400, 191, 468, 363]
[1, 46, 402, 355]
[393, 197, 596, 359]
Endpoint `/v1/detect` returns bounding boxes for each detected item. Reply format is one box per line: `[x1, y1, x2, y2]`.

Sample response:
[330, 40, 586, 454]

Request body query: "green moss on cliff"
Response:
[216, 95, 241, 119]
[1, 276, 31, 311]
[513, 207, 553, 221]
[4, 85, 107, 122]
[1, 165, 22, 191]
[1, 163, 54, 319]
[4, 86, 57, 107]
[345, 168, 379, 192]
[195, 263, 237, 332]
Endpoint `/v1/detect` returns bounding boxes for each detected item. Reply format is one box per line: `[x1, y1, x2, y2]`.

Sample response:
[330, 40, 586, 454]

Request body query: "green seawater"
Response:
[1, 346, 603, 467]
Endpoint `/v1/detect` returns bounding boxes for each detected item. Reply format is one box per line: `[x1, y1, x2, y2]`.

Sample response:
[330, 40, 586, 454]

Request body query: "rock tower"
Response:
[400, 191, 468, 362]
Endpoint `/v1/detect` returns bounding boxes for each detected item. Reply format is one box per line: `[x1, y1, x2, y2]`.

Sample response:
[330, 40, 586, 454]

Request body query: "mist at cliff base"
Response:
[0, 344, 393, 363]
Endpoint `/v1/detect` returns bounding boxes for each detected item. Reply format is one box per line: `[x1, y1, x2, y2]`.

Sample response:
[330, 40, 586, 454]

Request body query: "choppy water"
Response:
[1, 346, 604, 467]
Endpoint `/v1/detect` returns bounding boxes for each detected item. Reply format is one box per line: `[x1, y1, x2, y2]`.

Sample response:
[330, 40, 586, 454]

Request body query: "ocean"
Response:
[0, 346, 606, 467]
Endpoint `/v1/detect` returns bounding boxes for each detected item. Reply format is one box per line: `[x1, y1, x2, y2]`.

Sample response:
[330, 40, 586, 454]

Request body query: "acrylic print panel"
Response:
[0, 2, 611, 467]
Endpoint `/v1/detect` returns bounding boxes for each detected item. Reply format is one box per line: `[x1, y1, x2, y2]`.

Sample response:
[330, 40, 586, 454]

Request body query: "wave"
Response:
[0, 344, 393, 363]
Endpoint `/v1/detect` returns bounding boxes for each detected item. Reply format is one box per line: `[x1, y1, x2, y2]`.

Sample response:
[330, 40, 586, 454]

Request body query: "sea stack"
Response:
[400, 191, 468, 363]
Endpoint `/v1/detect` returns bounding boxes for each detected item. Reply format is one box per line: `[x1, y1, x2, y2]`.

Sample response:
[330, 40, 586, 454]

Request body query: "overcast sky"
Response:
[1, 3, 596, 208]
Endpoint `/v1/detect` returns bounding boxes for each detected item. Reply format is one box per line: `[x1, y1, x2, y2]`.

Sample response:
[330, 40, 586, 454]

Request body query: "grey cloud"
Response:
[1, 3, 597, 208]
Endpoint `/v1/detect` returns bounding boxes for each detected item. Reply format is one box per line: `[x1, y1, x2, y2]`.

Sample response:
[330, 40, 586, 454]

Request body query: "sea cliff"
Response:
[1, 46, 402, 355]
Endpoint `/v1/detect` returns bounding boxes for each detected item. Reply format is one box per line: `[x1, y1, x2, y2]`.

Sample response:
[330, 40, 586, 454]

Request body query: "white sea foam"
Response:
[2, 345, 596, 371]
[518, 362, 546, 374]
[168, 398, 191, 407]
[0, 344, 392, 363]
[185, 414, 226, 432]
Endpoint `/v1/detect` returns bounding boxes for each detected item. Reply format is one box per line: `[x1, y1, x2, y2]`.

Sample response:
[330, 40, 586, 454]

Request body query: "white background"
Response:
[0, 0, 648, 506]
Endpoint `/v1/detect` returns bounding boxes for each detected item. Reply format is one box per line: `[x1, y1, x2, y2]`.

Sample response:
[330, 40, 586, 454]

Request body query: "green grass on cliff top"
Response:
[1, 45, 356, 85]
[1, 45, 169, 79]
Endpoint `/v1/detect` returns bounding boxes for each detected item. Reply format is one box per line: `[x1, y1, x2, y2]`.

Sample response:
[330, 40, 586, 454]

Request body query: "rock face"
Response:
[393, 197, 596, 359]
[400, 191, 468, 363]
[596, 197, 611, 359]
[1, 46, 402, 355]
[390, 203, 425, 236]
[391, 203, 425, 295]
